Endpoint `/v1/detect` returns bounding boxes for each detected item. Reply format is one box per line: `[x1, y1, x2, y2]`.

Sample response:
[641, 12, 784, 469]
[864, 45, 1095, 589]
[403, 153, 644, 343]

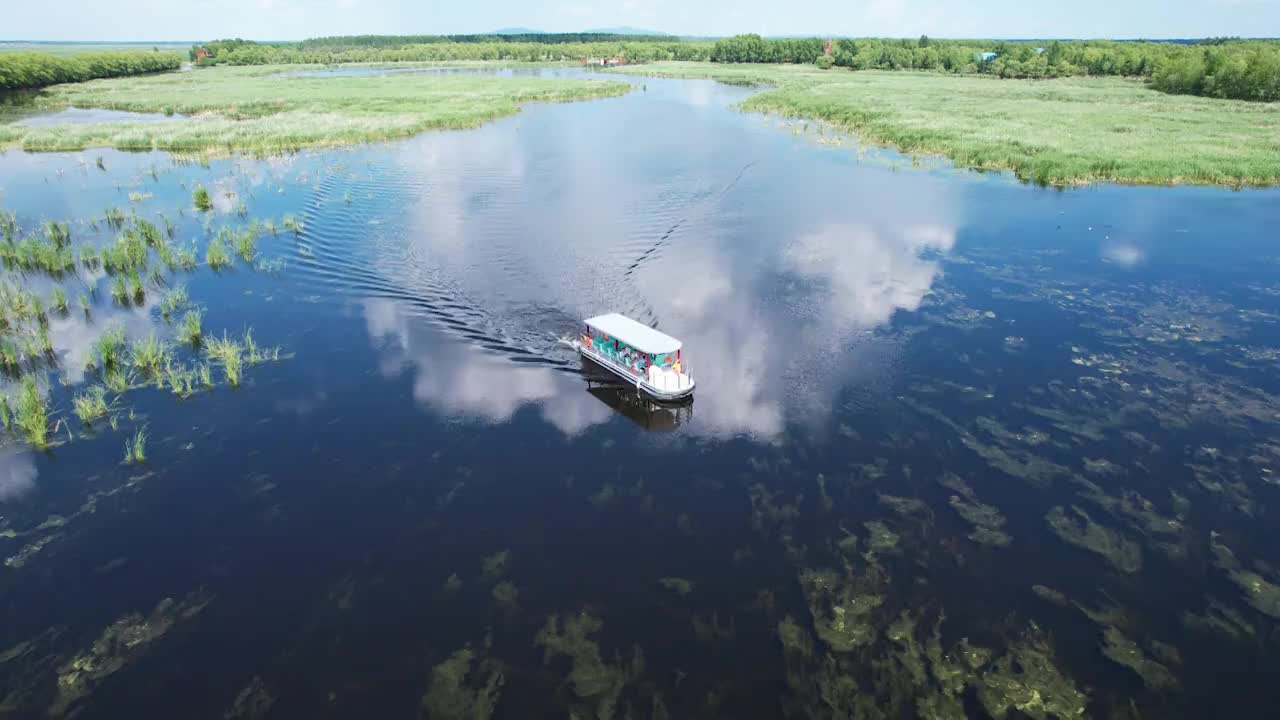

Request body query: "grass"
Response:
[93, 325, 127, 369]
[611, 62, 1280, 186]
[205, 332, 243, 386]
[72, 385, 110, 425]
[193, 185, 213, 212]
[233, 228, 256, 262]
[206, 233, 231, 269]
[129, 333, 169, 377]
[15, 376, 49, 447]
[159, 285, 188, 320]
[0, 65, 631, 154]
[123, 428, 146, 464]
[177, 309, 203, 346]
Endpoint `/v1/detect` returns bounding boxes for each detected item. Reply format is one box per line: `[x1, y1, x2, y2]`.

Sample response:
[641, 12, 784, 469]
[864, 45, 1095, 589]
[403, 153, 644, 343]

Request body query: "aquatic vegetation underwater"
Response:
[421, 646, 504, 719]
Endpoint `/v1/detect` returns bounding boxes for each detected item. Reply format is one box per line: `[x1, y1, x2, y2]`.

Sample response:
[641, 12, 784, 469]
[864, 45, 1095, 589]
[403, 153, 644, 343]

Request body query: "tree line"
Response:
[711, 34, 1280, 101]
[188, 34, 1280, 103]
[297, 33, 678, 49]
[191, 39, 713, 66]
[0, 50, 183, 91]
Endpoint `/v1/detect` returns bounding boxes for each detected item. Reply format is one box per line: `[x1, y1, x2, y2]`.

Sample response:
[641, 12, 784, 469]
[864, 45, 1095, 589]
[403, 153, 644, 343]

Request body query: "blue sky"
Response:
[6, 0, 1280, 41]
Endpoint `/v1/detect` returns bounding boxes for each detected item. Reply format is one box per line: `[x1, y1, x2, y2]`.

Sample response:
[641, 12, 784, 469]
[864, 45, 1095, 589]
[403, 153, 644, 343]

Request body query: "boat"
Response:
[568, 313, 695, 402]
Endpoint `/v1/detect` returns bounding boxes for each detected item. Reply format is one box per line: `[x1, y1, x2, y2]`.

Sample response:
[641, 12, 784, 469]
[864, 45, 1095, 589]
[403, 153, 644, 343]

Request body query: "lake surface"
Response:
[1, 70, 1279, 719]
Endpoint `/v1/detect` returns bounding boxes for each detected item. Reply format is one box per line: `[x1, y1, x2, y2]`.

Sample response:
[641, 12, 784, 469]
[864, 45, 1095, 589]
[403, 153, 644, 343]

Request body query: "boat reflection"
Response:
[581, 362, 692, 432]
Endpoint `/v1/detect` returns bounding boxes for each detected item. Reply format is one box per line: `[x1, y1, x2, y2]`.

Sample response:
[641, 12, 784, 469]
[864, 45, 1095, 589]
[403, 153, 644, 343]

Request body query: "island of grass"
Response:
[610, 62, 1280, 186]
[0, 65, 630, 154]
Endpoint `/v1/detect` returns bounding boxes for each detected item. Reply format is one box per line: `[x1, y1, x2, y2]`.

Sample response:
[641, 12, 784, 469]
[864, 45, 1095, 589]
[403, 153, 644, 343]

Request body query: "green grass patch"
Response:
[72, 385, 110, 425]
[1, 65, 630, 154]
[15, 377, 49, 448]
[612, 62, 1280, 186]
[123, 427, 146, 464]
[205, 332, 243, 386]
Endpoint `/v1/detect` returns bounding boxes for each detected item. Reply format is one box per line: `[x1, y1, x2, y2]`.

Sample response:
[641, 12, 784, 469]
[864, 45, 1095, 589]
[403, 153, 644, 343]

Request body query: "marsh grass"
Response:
[72, 384, 110, 425]
[233, 228, 256, 262]
[129, 333, 169, 377]
[165, 361, 198, 397]
[2, 67, 630, 155]
[51, 287, 68, 313]
[15, 376, 49, 447]
[193, 185, 213, 212]
[612, 62, 1280, 186]
[204, 332, 243, 386]
[94, 325, 127, 369]
[103, 366, 130, 393]
[128, 271, 145, 303]
[206, 232, 231, 269]
[177, 309, 202, 346]
[123, 428, 146, 464]
[109, 275, 128, 304]
[104, 206, 127, 229]
[159, 285, 188, 320]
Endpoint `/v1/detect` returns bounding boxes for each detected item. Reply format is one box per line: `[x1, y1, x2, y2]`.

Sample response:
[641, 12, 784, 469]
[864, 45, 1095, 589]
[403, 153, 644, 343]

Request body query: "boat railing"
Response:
[582, 342, 692, 388]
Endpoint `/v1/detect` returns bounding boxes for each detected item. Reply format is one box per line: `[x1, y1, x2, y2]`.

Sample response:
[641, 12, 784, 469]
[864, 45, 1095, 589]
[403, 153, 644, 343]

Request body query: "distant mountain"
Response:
[492, 28, 544, 35]
[583, 27, 670, 36]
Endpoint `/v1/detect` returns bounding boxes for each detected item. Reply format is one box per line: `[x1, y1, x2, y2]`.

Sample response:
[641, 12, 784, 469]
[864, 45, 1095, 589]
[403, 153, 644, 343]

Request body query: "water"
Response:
[11, 107, 187, 127]
[1, 70, 1279, 718]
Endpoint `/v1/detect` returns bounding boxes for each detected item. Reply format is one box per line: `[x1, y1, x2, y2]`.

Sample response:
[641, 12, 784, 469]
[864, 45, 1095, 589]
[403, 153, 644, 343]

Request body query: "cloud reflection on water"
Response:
[346, 76, 960, 439]
[0, 447, 37, 502]
[363, 298, 612, 437]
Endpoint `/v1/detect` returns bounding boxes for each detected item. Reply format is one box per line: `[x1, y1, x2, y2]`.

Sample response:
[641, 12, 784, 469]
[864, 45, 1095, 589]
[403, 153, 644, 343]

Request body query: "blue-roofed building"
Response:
[977, 52, 998, 62]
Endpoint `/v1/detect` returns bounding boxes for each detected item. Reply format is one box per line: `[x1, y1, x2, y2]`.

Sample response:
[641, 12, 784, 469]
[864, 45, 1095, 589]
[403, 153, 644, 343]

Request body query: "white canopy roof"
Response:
[585, 313, 682, 354]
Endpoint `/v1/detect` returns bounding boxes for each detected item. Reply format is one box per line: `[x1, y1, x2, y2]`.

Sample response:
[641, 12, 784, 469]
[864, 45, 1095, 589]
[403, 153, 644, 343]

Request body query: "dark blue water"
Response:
[1, 72, 1279, 719]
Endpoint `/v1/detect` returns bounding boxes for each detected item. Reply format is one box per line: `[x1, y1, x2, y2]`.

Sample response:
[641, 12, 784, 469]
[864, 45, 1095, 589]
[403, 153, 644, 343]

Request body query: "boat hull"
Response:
[574, 342, 695, 402]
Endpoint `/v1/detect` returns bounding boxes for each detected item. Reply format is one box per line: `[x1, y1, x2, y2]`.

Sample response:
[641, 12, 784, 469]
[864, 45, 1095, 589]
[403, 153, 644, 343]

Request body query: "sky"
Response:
[4, 0, 1279, 42]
